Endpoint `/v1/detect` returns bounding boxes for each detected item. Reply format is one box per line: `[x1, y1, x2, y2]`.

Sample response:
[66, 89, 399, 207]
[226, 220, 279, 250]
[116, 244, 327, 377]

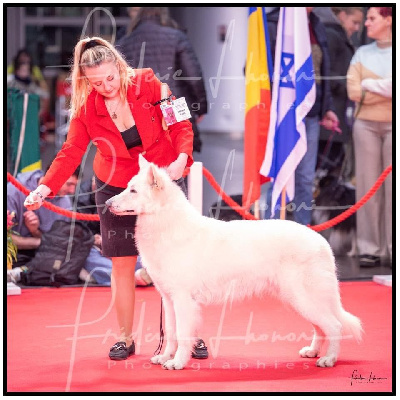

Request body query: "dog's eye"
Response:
[130, 188, 137, 193]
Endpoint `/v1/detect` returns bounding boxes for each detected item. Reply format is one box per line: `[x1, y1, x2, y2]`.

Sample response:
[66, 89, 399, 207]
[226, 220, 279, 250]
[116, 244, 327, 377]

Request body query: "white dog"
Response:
[106, 155, 363, 370]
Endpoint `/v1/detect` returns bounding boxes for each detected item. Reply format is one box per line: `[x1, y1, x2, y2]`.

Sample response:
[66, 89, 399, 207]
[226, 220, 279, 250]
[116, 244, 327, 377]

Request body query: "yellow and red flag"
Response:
[243, 7, 272, 211]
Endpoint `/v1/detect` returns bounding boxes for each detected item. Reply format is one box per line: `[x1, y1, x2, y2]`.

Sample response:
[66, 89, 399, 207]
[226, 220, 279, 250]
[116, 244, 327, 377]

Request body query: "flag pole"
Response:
[280, 186, 287, 220]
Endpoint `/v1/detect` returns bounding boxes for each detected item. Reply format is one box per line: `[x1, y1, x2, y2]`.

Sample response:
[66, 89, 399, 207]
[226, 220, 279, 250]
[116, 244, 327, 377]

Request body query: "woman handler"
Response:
[24, 37, 194, 360]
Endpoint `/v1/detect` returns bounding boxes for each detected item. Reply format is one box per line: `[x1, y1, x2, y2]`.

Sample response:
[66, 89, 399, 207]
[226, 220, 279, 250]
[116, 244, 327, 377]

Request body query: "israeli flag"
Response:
[260, 7, 316, 217]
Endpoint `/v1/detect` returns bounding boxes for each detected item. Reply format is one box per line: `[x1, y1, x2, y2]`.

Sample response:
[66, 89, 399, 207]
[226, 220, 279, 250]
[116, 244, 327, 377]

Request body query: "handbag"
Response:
[22, 220, 94, 287]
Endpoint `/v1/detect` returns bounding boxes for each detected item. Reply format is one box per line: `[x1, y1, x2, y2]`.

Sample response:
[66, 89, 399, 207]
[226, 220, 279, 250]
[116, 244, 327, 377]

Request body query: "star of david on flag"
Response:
[260, 7, 316, 217]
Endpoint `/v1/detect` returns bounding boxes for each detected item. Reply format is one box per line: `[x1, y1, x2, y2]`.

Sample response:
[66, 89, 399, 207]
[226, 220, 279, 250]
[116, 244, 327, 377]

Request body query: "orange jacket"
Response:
[42, 68, 194, 196]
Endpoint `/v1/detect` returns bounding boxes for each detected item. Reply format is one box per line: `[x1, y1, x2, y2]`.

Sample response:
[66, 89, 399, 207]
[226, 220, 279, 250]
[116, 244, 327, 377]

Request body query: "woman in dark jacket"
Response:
[319, 7, 363, 180]
[323, 7, 364, 140]
[117, 7, 208, 152]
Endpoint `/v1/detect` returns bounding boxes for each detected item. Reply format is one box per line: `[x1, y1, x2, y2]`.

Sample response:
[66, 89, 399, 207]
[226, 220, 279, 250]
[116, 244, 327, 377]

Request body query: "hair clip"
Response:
[80, 39, 100, 61]
[83, 39, 100, 52]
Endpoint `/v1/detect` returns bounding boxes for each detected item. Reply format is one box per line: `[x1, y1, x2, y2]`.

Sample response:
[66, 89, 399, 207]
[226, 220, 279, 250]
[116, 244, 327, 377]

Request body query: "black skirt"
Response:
[95, 175, 187, 258]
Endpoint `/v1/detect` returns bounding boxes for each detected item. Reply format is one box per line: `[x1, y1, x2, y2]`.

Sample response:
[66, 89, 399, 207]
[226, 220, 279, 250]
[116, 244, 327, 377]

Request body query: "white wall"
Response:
[179, 7, 248, 136]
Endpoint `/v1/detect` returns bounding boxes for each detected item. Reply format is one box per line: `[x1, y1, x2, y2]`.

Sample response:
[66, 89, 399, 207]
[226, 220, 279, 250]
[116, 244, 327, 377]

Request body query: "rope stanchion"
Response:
[7, 172, 100, 221]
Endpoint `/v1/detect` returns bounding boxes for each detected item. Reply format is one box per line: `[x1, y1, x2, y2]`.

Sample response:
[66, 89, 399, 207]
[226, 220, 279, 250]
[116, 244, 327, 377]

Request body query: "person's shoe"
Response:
[359, 254, 380, 268]
[7, 266, 27, 283]
[191, 338, 208, 359]
[109, 341, 135, 360]
[79, 268, 97, 284]
[135, 268, 153, 287]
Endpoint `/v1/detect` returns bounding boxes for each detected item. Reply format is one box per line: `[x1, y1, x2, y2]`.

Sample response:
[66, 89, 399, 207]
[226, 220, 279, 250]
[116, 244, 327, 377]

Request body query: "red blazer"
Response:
[42, 68, 194, 196]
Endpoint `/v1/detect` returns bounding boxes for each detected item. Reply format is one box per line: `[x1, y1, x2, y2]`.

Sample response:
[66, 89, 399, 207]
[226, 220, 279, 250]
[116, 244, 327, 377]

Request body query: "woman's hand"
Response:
[320, 110, 342, 133]
[24, 192, 44, 210]
[166, 153, 188, 181]
[24, 184, 51, 211]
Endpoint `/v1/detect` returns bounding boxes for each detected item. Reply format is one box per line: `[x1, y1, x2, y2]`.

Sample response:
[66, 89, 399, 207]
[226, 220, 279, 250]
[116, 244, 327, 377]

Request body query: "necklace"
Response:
[106, 96, 121, 119]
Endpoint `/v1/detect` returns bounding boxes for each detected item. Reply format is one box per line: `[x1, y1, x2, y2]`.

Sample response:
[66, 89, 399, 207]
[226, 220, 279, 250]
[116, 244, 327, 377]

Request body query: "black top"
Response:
[93, 125, 142, 201]
[121, 125, 142, 149]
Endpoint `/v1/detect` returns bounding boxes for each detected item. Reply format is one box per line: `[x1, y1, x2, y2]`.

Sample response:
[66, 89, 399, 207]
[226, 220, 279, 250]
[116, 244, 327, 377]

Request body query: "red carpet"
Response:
[7, 282, 392, 393]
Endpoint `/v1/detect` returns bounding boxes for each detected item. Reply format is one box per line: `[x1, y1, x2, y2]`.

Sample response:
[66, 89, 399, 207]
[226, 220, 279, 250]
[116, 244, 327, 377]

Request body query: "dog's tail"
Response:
[338, 309, 364, 343]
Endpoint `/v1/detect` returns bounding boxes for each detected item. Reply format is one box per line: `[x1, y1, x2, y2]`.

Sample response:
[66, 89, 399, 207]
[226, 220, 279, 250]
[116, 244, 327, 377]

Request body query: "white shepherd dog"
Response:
[106, 155, 363, 370]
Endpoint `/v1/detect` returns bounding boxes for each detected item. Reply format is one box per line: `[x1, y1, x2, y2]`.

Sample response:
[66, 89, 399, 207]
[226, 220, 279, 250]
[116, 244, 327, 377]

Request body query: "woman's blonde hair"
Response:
[69, 36, 135, 118]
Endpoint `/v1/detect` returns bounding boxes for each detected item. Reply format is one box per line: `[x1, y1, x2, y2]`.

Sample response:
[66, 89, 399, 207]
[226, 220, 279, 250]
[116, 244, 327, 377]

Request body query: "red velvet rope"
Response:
[6, 172, 100, 221]
[200, 165, 393, 232]
[308, 165, 392, 232]
[7, 164, 392, 230]
[201, 167, 257, 221]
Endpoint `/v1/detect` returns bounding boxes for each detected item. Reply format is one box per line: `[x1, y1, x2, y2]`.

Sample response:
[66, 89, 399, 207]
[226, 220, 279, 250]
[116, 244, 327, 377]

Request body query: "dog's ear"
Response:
[147, 164, 164, 190]
[139, 153, 149, 170]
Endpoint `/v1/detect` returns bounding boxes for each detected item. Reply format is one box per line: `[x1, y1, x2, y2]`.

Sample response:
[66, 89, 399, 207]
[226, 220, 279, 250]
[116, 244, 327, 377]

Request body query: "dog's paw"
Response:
[151, 354, 172, 365]
[316, 355, 337, 367]
[162, 359, 185, 370]
[299, 346, 319, 358]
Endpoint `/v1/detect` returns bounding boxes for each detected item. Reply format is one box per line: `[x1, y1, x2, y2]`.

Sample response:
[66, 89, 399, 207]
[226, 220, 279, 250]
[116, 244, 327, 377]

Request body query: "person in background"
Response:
[7, 49, 53, 140]
[265, 7, 341, 224]
[7, 49, 48, 92]
[76, 175, 112, 285]
[6, 168, 79, 281]
[320, 7, 364, 182]
[117, 7, 208, 153]
[7, 57, 50, 114]
[116, 6, 142, 41]
[347, 7, 392, 267]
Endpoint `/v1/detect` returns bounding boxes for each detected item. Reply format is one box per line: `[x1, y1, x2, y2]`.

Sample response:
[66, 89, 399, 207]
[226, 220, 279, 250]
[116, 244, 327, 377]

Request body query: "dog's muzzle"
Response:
[105, 198, 136, 215]
[105, 199, 120, 214]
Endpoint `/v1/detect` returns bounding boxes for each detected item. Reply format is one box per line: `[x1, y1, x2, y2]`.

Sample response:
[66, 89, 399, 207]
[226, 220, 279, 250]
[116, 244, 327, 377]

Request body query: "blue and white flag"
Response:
[260, 7, 316, 217]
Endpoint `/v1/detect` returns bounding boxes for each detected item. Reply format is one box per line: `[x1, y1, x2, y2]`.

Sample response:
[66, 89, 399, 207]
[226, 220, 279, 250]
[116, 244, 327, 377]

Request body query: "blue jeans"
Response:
[293, 116, 320, 225]
[84, 247, 112, 285]
[265, 116, 320, 225]
[84, 247, 145, 285]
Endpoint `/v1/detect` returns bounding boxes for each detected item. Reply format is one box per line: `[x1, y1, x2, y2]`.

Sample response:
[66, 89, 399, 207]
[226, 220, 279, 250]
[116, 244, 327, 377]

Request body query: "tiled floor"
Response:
[16, 131, 393, 282]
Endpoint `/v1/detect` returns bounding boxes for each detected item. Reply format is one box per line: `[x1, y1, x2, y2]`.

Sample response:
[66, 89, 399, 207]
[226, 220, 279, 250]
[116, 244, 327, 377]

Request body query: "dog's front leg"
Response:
[151, 294, 177, 365]
[162, 295, 200, 370]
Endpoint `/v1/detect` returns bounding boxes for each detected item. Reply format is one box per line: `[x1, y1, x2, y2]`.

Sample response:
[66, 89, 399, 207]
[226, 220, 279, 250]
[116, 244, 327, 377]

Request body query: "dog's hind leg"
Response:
[151, 294, 178, 365]
[298, 312, 342, 367]
[314, 317, 342, 367]
[288, 289, 342, 367]
[299, 324, 325, 358]
[162, 295, 201, 370]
